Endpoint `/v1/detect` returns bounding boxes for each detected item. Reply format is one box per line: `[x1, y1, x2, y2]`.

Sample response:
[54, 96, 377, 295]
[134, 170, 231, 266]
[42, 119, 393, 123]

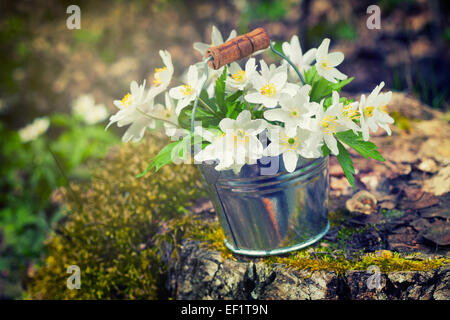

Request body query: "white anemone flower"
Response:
[245, 65, 297, 108]
[169, 65, 206, 114]
[226, 58, 257, 92]
[307, 99, 347, 155]
[263, 84, 317, 136]
[331, 91, 361, 134]
[259, 60, 287, 80]
[148, 50, 174, 98]
[219, 110, 266, 167]
[359, 81, 394, 141]
[18, 117, 50, 143]
[107, 80, 156, 142]
[194, 127, 233, 171]
[263, 126, 323, 172]
[282, 35, 317, 81]
[153, 93, 179, 137]
[315, 38, 347, 83]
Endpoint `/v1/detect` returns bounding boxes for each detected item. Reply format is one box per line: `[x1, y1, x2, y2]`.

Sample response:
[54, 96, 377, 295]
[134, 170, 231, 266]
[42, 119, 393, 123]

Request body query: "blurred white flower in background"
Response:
[18, 117, 50, 143]
[72, 94, 109, 125]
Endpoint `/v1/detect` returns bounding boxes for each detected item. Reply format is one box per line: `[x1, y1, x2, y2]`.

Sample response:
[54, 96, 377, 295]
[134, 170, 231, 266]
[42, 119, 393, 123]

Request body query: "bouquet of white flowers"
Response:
[108, 26, 393, 190]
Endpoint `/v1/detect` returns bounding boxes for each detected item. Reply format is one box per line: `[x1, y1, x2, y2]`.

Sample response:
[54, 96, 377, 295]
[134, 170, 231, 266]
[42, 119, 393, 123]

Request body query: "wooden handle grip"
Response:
[205, 27, 270, 70]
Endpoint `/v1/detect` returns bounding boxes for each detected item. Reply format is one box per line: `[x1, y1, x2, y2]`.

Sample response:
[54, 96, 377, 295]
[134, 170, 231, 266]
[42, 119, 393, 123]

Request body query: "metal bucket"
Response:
[199, 155, 330, 256]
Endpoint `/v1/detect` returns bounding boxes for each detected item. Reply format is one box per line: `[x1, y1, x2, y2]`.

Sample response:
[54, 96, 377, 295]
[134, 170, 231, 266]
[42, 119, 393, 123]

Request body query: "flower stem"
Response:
[198, 97, 220, 117]
[136, 107, 178, 127]
[269, 41, 306, 85]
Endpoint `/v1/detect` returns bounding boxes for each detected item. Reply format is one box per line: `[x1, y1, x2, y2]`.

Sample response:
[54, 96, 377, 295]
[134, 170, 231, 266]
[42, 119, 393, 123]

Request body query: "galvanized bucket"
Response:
[199, 155, 330, 256]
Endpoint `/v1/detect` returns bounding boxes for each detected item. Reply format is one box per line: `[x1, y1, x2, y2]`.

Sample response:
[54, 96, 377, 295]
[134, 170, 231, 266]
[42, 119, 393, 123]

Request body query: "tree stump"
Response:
[165, 92, 450, 300]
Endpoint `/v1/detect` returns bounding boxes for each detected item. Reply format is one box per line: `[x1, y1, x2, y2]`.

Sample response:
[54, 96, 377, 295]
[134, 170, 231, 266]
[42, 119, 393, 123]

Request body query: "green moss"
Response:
[328, 209, 351, 228]
[193, 218, 449, 275]
[28, 135, 206, 299]
[382, 209, 405, 219]
[267, 249, 448, 275]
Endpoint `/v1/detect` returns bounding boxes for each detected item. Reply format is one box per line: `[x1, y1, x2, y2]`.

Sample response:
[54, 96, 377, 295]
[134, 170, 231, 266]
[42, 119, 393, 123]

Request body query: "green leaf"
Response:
[199, 89, 219, 113]
[309, 75, 354, 102]
[225, 100, 248, 119]
[336, 130, 385, 161]
[321, 144, 331, 157]
[323, 96, 349, 110]
[331, 77, 354, 92]
[226, 101, 239, 118]
[177, 100, 222, 130]
[336, 140, 356, 190]
[304, 66, 318, 85]
[225, 90, 243, 104]
[310, 77, 331, 102]
[137, 137, 190, 177]
[215, 67, 227, 114]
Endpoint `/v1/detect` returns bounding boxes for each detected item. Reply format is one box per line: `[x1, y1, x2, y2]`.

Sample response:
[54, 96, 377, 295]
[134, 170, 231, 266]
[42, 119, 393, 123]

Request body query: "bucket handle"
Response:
[190, 28, 306, 134]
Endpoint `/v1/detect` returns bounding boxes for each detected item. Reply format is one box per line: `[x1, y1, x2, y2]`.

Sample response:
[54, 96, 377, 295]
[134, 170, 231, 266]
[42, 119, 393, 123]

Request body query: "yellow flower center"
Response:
[260, 83, 277, 97]
[153, 67, 167, 86]
[364, 106, 375, 118]
[233, 129, 249, 144]
[320, 115, 338, 135]
[181, 84, 193, 96]
[290, 108, 300, 118]
[232, 69, 246, 82]
[379, 105, 388, 114]
[121, 93, 133, 107]
[280, 133, 299, 150]
[342, 104, 360, 120]
[320, 58, 332, 70]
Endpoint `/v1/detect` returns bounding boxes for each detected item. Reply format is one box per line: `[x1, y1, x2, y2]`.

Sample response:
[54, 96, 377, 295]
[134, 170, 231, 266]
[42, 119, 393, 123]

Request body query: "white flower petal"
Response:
[328, 52, 344, 66]
[324, 134, 339, 155]
[328, 67, 347, 80]
[169, 86, 185, 100]
[283, 151, 298, 172]
[316, 38, 330, 60]
[211, 25, 224, 45]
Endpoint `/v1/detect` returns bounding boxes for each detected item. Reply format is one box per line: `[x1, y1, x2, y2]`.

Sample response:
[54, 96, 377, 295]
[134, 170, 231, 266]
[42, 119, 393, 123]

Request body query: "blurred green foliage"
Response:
[308, 21, 357, 44]
[0, 16, 30, 93]
[0, 115, 118, 298]
[413, 66, 448, 110]
[28, 136, 206, 299]
[238, 0, 291, 33]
